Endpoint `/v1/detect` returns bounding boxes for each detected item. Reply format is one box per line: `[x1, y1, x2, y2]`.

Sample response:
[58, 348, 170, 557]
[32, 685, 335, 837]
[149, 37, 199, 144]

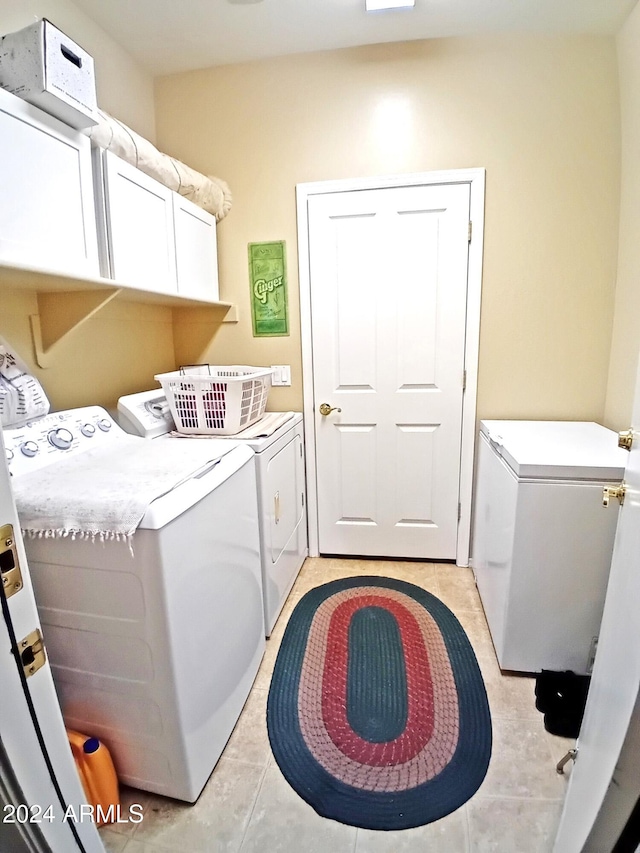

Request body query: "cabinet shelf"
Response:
[0, 260, 237, 368]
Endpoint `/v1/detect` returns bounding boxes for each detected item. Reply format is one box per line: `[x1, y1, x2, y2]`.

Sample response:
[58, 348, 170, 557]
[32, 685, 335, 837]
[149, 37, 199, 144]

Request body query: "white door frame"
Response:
[297, 168, 485, 566]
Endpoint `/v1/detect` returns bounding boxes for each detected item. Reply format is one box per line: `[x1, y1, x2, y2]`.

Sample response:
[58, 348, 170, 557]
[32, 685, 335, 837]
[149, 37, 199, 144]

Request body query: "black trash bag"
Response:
[534, 670, 591, 738]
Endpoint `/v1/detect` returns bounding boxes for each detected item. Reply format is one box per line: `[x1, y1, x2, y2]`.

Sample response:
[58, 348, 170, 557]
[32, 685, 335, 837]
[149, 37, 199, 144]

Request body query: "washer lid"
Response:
[479, 420, 627, 480]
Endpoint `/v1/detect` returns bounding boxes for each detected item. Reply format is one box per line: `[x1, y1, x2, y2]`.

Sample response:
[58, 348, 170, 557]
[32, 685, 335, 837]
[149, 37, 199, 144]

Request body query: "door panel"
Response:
[173, 194, 219, 301]
[309, 183, 470, 558]
[336, 424, 376, 523]
[0, 89, 99, 277]
[102, 150, 177, 294]
[553, 360, 640, 852]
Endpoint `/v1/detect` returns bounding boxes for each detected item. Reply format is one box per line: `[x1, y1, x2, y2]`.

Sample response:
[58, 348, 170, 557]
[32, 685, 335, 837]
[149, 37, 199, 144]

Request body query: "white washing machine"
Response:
[118, 391, 308, 636]
[4, 407, 265, 802]
[471, 420, 627, 675]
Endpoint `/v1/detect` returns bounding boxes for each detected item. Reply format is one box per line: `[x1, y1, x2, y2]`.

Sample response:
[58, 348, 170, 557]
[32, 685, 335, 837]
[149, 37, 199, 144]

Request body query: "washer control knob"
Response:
[20, 440, 39, 458]
[48, 427, 74, 450]
[97, 419, 112, 432]
[5, 447, 14, 462]
[81, 424, 96, 438]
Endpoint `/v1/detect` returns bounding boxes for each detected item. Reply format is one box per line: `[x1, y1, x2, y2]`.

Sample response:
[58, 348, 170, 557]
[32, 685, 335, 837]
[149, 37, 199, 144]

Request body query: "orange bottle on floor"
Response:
[67, 729, 120, 826]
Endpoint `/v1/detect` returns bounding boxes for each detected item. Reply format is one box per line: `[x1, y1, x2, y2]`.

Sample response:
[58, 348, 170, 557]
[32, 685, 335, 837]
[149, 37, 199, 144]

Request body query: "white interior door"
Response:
[552, 356, 640, 852]
[0, 428, 104, 853]
[307, 182, 471, 559]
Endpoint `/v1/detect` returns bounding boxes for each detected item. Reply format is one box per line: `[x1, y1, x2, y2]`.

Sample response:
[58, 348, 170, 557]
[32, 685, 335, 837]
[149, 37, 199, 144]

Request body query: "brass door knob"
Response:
[319, 403, 342, 416]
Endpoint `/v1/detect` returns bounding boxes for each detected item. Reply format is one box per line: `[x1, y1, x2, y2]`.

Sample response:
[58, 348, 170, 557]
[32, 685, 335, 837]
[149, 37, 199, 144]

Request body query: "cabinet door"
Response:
[0, 88, 99, 277]
[173, 194, 219, 301]
[102, 150, 177, 294]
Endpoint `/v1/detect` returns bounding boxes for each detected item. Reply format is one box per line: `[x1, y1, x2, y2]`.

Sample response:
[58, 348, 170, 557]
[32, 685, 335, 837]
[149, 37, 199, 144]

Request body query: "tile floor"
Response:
[99, 558, 574, 853]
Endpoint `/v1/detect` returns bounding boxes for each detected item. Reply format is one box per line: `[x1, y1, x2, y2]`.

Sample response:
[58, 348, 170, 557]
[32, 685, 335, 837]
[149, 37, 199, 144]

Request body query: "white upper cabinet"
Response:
[173, 194, 219, 301]
[95, 150, 220, 302]
[0, 87, 99, 277]
[0, 87, 226, 314]
[97, 149, 178, 295]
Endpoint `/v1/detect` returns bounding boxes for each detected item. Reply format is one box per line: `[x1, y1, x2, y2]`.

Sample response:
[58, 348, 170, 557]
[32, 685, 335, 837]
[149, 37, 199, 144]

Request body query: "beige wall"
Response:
[155, 35, 621, 419]
[0, 25, 624, 421]
[0, 0, 175, 414]
[604, 2, 640, 430]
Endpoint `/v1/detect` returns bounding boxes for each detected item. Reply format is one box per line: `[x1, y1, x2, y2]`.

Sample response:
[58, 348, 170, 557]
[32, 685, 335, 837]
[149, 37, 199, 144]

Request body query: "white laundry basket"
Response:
[155, 365, 272, 435]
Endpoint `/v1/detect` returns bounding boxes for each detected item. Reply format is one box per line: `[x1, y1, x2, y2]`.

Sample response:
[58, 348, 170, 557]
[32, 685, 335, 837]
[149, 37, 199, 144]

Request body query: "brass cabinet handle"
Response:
[319, 403, 342, 416]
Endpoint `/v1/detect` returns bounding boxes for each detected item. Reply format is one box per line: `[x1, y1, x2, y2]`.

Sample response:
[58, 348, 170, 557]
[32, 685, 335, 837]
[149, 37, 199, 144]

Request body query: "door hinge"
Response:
[462, 369, 467, 392]
[468, 221, 472, 242]
[603, 484, 626, 507]
[18, 629, 47, 679]
[587, 636, 598, 674]
[618, 428, 634, 451]
[458, 502, 462, 521]
[1, 524, 23, 599]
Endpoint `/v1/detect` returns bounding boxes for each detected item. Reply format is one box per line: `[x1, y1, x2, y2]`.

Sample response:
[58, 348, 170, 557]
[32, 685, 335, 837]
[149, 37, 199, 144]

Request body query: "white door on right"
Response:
[308, 183, 470, 559]
[553, 357, 640, 852]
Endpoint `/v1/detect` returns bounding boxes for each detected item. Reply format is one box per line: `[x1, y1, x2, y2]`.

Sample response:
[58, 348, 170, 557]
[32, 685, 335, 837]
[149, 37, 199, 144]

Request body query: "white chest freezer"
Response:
[471, 420, 627, 674]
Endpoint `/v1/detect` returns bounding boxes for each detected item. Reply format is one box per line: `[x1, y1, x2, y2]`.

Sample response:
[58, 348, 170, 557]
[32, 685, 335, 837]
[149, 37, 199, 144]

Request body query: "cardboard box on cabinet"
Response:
[0, 18, 97, 129]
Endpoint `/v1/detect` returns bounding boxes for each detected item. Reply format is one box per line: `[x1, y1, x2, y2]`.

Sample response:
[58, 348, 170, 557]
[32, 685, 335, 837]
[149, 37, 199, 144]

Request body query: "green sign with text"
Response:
[249, 241, 289, 337]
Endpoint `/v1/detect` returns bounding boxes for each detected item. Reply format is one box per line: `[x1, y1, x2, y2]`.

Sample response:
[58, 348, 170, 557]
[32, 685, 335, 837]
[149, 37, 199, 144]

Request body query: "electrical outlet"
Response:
[270, 365, 291, 387]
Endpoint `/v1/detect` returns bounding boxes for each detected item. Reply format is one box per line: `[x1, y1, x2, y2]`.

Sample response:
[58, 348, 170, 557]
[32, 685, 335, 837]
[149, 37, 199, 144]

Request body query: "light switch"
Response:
[270, 365, 291, 386]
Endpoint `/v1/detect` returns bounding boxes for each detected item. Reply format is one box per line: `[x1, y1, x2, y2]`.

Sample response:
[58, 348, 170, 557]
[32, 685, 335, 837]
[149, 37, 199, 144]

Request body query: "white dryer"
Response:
[4, 407, 265, 802]
[118, 391, 308, 636]
[233, 413, 307, 635]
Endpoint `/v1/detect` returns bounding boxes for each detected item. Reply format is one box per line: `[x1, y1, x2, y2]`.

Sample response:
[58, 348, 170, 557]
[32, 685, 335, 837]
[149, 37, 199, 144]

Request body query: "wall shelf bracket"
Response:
[30, 288, 122, 368]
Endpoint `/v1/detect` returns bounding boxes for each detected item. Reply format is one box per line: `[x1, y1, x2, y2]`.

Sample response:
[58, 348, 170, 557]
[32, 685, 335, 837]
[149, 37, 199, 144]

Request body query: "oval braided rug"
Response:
[266, 576, 492, 830]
